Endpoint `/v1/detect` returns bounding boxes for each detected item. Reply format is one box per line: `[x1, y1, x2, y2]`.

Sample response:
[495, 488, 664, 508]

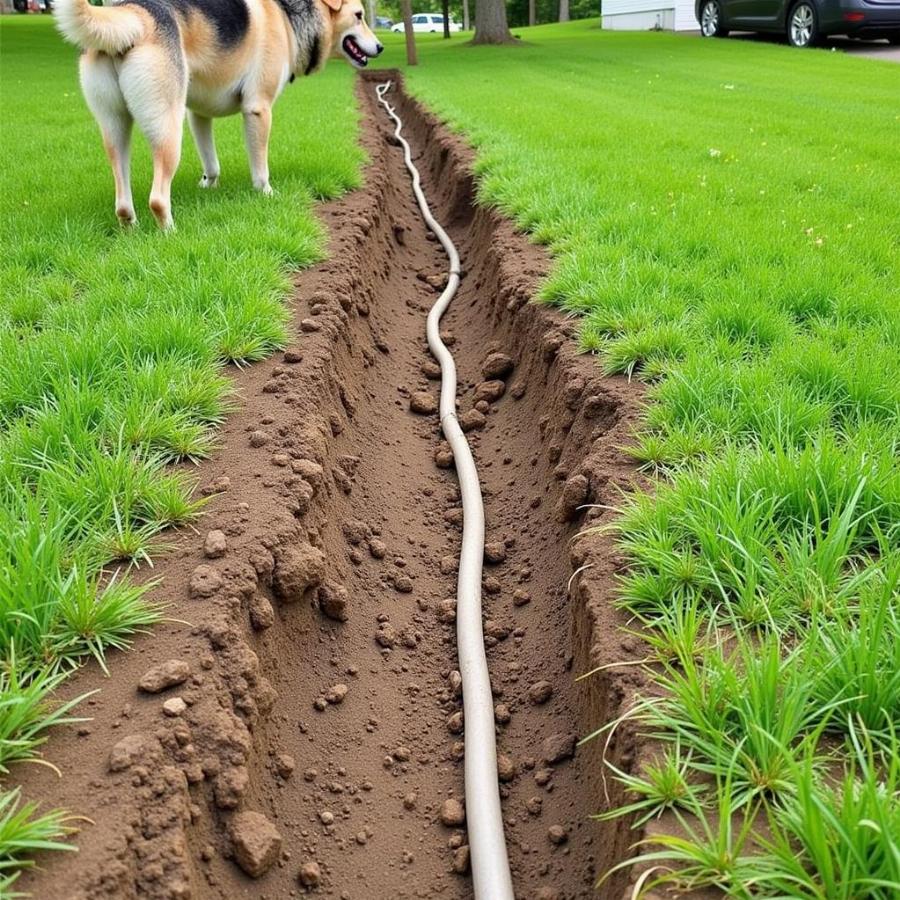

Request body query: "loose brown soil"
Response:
[17, 73, 654, 900]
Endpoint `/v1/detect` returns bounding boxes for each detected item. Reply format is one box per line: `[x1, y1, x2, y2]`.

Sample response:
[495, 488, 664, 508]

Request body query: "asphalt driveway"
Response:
[684, 30, 900, 61]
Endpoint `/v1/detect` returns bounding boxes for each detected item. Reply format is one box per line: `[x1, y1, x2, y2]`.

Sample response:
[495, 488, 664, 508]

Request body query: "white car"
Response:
[391, 14, 462, 33]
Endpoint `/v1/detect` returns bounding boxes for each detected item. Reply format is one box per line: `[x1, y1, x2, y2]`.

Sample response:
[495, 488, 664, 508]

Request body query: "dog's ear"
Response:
[321, 0, 342, 10]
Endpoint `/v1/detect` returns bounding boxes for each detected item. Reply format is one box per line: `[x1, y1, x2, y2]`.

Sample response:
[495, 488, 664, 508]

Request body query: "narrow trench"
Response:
[201, 76, 614, 900]
[19, 74, 647, 900]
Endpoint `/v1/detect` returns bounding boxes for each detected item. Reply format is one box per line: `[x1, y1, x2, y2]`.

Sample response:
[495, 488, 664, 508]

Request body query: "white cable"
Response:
[375, 80, 515, 900]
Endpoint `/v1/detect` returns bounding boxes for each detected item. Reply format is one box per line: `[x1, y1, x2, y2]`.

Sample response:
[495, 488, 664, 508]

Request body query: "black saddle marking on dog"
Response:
[121, 0, 251, 48]
[179, 0, 251, 47]
[120, 0, 180, 43]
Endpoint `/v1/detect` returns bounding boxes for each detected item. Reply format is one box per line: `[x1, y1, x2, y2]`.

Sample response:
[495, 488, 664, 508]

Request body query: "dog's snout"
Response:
[375, 41, 384, 55]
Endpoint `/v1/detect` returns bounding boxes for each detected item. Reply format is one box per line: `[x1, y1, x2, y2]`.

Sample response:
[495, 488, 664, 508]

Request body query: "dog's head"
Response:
[320, 0, 383, 68]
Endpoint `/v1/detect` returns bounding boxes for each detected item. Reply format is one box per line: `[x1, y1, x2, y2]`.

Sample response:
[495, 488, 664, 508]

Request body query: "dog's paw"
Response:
[258, 183, 274, 197]
[117, 207, 137, 228]
[199, 174, 219, 189]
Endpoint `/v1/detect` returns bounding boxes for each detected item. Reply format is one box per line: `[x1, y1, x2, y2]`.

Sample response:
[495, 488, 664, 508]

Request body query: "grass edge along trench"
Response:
[0, 16, 362, 888]
[384, 21, 900, 897]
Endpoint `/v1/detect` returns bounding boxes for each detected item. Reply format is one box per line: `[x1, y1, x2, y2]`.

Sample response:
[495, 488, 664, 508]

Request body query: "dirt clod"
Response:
[483, 542, 507, 564]
[497, 753, 516, 782]
[108, 733, 158, 772]
[410, 392, 438, 415]
[512, 589, 531, 607]
[474, 380, 506, 403]
[273, 543, 326, 602]
[274, 753, 295, 778]
[440, 798, 465, 827]
[189, 564, 223, 599]
[325, 683, 348, 705]
[481, 352, 515, 380]
[375, 622, 396, 648]
[438, 598, 457, 623]
[451, 845, 471, 875]
[249, 594, 276, 630]
[317, 581, 349, 622]
[298, 860, 321, 889]
[434, 443, 454, 468]
[547, 824, 568, 845]
[292, 459, 325, 490]
[557, 473, 590, 522]
[203, 530, 228, 559]
[342, 519, 370, 545]
[230, 811, 282, 877]
[528, 680, 554, 705]
[459, 409, 486, 432]
[162, 697, 187, 717]
[542, 732, 577, 766]
[138, 660, 190, 694]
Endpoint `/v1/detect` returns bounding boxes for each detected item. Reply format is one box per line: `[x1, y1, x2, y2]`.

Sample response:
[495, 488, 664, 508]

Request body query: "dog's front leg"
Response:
[242, 102, 273, 195]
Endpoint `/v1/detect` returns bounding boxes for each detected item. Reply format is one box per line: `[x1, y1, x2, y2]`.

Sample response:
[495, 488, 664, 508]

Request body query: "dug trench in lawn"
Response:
[17, 72, 650, 899]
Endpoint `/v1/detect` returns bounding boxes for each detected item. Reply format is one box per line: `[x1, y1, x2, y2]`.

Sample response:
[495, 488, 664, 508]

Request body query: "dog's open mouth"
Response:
[342, 35, 369, 67]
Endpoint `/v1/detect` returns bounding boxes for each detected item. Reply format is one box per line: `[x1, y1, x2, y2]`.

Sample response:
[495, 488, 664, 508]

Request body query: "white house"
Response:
[602, 0, 698, 32]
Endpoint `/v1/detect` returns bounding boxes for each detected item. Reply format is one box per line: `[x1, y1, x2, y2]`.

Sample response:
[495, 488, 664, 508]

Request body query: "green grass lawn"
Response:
[375, 22, 900, 896]
[0, 15, 361, 887]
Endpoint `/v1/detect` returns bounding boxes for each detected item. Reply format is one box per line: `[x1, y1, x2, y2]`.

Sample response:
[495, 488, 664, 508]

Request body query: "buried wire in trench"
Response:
[374, 80, 516, 900]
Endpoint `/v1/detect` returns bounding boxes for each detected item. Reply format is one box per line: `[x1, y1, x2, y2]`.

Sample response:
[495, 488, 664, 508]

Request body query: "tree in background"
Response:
[558, 0, 569, 20]
[370, 0, 599, 32]
[401, 0, 418, 62]
[505, 0, 597, 27]
[473, 0, 514, 41]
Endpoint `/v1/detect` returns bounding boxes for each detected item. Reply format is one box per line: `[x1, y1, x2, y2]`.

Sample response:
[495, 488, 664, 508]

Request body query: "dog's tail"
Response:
[54, 0, 146, 56]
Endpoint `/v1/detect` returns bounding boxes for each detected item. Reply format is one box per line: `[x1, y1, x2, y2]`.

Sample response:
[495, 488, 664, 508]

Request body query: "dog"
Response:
[54, 0, 383, 229]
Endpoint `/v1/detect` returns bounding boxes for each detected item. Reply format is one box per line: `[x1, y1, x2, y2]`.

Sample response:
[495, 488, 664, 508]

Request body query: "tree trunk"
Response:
[462, 0, 469, 30]
[367, 0, 375, 28]
[401, 0, 417, 64]
[558, 0, 569, 21]
[473, 0, 514, 43]
[442, 0, 450, 37]
[528, 0, 535, 26]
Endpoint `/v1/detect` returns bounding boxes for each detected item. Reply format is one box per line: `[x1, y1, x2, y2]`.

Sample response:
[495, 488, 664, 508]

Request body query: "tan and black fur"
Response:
[55, 0, 382, 228]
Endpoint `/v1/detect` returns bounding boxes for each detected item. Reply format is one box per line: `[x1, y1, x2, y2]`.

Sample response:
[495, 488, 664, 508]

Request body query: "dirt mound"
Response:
[17, 72, 650, 899]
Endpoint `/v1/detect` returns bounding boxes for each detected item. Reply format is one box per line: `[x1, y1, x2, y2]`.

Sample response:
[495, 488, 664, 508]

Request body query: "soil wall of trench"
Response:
[18, 74, 653, 900]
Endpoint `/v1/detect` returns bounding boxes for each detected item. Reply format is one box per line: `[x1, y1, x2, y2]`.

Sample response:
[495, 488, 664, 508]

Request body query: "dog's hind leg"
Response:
[80, 52, 136, 225]
[147, 124, 183, 230]
[118, 44, 186, 230]
[188, 111, 220, 188]
[242, 101, 273, 195]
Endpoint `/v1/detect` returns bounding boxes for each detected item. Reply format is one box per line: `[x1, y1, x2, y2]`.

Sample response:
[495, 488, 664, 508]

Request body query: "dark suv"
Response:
[697, 0, 900, 47]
